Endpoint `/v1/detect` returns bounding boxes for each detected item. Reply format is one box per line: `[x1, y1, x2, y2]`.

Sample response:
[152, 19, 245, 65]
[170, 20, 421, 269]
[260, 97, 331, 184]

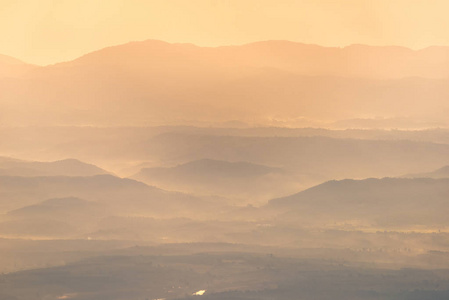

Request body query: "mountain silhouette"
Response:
[0, 174, 224, 217]
[42, 40, 449, 79]
[2, 40, 449, 127]
[0, 157, 109, 177]
[403, 165, 449, 179]
[133, 159, 280, 180]
[268, 177, 449, 228]
[0, 54, 35, 78]
[132, 159, 287, 201]
[7, 197, 102, 218]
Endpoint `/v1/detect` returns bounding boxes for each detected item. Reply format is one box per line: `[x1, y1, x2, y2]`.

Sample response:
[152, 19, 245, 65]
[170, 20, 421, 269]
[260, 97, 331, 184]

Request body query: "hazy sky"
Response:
[1, 0, 449, 65]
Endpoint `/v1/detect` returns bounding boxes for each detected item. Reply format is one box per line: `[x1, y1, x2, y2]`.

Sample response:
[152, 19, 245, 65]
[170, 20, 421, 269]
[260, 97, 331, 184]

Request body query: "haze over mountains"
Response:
[3, 39, 449, 300]
[2, 40, 449, 127]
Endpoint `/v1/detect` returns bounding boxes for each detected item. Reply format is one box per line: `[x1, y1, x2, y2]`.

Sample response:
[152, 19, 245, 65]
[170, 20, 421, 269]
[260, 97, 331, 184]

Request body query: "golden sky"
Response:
[1, 0, 449, 65]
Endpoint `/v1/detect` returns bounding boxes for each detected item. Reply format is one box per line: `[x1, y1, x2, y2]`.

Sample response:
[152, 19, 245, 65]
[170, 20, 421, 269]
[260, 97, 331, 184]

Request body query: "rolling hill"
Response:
[267, 177, 449, 228]
[0, 174, 222, 217]
[0, 157, 109, 177]
[131, 159, 290, 200]
[143, 134, 449, 180]
[7, 197, 104, 219]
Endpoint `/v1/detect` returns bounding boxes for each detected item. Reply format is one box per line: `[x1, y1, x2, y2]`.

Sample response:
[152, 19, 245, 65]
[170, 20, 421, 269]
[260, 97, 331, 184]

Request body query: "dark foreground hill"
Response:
[1, 250, 449, 300]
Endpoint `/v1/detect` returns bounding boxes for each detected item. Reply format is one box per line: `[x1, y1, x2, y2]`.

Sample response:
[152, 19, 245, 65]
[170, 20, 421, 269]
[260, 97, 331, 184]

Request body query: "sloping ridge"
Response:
[44, 39, 449, 79]
[7, 197, 94, 216]
[135, 159, 281, 179]
[403, 165, 449, 179]
[268, 177, 449, 209]
[0, 157, 109, 177]
[266, 177, 449, 226]
[0, 54, 27, 65]
[0, 54, 35, 78]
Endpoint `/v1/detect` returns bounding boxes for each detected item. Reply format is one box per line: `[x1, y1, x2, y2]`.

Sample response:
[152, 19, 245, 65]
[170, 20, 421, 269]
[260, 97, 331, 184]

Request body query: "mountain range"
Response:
[2, 40, 449, 127]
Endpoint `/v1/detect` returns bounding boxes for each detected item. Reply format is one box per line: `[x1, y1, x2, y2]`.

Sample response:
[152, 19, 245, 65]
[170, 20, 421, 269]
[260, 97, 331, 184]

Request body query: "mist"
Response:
[2, 2, 449, 299]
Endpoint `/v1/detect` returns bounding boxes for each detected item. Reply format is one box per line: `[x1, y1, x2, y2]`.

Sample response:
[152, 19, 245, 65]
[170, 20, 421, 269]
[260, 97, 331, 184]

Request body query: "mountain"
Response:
[143, 134, 449, 180]
[2, 40, 449, 127]
[131, 159, 288, 201]
[42, 40, 449, 79]
[4, 126, 449, 175]
[0, 218, 77, 238]
[1, 197, 109, 238]
[0, 157, 109, 177]
[3, 127, 449, 188]
[7, 197, 104, 219]
[403, 165, 449, 179]
[267, 178, 449, 228]
[132, 159, 282, 185]
[0, 54, 35, 78]
[0, 54, 25, 65]
[0, 174, 224, 217]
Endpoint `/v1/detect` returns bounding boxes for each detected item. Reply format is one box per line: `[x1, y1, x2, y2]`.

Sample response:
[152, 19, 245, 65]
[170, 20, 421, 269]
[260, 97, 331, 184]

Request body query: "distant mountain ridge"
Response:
[6, 196, 106, 227]
[0, 173, 223, 217]
[0, 54, 27, 65]
[0, 54, 35, 78]
[131, 159, 288, 201]
[266, 177, 449, 228]
[134, 159, 281, 179]
[0, 157, 109, 177]
[28, 40, 449, 79]
[403, 165, 449, 179]
[2, 39, 449, 127]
